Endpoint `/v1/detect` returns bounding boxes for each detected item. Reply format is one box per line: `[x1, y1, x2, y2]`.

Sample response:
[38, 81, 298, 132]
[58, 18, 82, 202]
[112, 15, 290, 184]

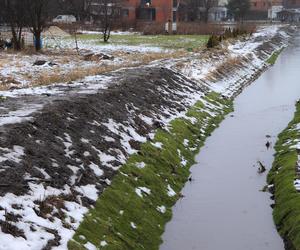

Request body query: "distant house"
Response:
[207, 0, 228, 22]
[276, 0, 300, 21]
[87, 0, 187, 28]
[187, 0, 228, 22]
[120, 0, 187, 24]
[283, 0, 300, 8]
[277, 8, 300, 21]
[246, 0, 283, 19]
[268, 5, 283, 19]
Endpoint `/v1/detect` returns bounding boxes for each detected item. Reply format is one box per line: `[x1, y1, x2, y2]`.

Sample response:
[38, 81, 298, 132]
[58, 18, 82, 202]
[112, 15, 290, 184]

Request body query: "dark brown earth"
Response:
[0, 67, 208, 198]
[0, 25, 294, 248]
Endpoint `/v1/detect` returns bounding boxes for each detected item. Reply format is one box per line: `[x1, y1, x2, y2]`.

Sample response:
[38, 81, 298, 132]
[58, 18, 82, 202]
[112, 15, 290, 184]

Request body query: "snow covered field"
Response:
[0, 30, 186, 89]
[0, 25, 294, 249]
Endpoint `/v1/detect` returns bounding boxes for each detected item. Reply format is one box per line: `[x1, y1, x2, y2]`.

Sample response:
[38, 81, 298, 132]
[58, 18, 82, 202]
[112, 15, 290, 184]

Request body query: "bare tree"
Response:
[186, 0, 218, 22]
[1, 0, 28, 50]
[25, 0, 49, 51]
[186, 0, 202, 21]
[89, 0, 121, 42]
[227, 0, 250, 21]
[202, 0, 218, 22]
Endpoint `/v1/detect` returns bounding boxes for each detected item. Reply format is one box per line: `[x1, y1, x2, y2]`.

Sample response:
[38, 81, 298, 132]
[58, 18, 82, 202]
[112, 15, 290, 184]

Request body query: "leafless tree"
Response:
[25, 0, 49, 51]
[89, 0, 121, 42]
[227, 0, 250, 21]
[186, 0, 202, 21]
[1, 0, 28, 50]
[202, 0, 218, 22]
[186, 0, 218, 22]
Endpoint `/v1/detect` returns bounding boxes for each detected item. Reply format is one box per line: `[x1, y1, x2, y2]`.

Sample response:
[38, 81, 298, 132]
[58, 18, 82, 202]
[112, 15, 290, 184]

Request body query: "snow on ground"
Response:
[44, 36, 165, 54]
[164, 25, 291, 97]
[0, 74, 114, 130]
[0, 33, 171, 89]
[0, 66, 212, 249]
[0, 25, 293, 249]
[0, 51, 116, 88]
[79, 30, 142, 36]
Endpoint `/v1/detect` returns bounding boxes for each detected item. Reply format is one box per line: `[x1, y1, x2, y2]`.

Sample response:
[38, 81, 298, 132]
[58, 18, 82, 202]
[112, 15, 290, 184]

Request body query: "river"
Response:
[160, 31, 300, 250]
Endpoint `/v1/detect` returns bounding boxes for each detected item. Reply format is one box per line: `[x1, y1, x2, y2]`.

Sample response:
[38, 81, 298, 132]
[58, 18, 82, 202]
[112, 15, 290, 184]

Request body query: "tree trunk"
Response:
[34, 32, 42, 51]
[11, 26, 22, 51]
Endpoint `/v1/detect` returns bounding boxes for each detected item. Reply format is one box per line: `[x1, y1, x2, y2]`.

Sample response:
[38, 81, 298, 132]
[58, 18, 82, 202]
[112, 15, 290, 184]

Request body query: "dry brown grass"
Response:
[30, 50, 187, 87]
[205, 55, 244, 82]
[0, 48, 187, 91]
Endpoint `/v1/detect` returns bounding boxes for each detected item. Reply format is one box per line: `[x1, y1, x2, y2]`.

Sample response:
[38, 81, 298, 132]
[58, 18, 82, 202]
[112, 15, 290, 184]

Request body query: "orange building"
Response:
[250, 0, 283, 11]
[121, 0, 181, 23]
[283, 0, 300, 8]
[246, 0, 283, 19]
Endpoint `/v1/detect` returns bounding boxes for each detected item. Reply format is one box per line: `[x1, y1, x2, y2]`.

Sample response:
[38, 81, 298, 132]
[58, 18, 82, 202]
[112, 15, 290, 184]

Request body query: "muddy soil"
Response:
[0, 25, 294, 248]
[0, 67, 209, 197]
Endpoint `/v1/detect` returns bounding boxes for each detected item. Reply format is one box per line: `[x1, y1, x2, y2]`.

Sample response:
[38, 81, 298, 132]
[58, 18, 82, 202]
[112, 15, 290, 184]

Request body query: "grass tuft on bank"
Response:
[267, 48, 284, 65]
[68, 92, 233, 250]
[267, 100, 300, 250]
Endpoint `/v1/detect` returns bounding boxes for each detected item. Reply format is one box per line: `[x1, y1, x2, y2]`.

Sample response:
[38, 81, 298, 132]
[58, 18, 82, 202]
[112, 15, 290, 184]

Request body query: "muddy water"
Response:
[160, 33, 300, 250]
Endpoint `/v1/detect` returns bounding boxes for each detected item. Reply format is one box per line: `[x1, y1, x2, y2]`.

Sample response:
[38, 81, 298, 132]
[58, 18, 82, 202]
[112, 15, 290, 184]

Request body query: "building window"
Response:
[173, 11, 177, 22]
[137, 8, 156, 21]
[122, 9, 129, 17]
[173, 0, 178, 7]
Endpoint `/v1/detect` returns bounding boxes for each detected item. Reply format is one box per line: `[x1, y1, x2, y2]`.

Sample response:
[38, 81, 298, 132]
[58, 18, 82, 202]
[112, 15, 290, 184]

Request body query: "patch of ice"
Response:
[81, 138, 90, 144]
[183, 139, 189, 147]
[84, 151, 91, 157]
[100, 240, 108, 247]
[167, 185, 176, 197]
[135, 162, 146, 169]
[84, 242, 97, 250]
[131, 222, 137, 229]
[89, 162, 104, 177]
[75, 184, 98, 201]
[135, 187, 151, 198]
[152, 142, 163, 149]
[0, 145, 25, 163]
[156, 205, 166, 214]
[104, 136, 115, 142]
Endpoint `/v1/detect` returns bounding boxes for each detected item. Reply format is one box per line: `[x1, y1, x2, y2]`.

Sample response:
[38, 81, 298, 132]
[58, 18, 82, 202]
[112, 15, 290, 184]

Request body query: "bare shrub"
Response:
[137, 22, 165, 35]
[177, 22, 224, 35]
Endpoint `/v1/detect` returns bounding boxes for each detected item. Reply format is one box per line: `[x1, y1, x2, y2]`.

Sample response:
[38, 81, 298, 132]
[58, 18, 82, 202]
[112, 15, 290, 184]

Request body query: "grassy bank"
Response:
[72, 34, 209, 50]
[267, 101, 300, 250]
[68, 92, 233, 250]
[267, 47, 284, 65]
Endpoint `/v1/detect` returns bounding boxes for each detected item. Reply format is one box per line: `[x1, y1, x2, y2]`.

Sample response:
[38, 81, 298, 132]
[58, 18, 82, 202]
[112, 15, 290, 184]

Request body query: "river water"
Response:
[160, 32, 300, 250]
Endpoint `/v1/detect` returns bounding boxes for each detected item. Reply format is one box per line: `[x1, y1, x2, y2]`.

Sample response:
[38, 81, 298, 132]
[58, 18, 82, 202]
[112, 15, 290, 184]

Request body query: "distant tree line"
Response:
[0, 0, 251, 51]
[227, 0, 251, 21]
[185, 0, 250, 22]
[0, 0, 121, 50]
[0, 0, 51, 51]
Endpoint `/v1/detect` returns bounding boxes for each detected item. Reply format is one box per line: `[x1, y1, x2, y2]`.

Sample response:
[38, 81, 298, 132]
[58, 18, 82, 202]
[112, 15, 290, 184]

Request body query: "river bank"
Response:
[0, 25, 293, 249]
[69, 26, 294, 250]
[268, 103, 300, 250]
[162, 27, 300, 250]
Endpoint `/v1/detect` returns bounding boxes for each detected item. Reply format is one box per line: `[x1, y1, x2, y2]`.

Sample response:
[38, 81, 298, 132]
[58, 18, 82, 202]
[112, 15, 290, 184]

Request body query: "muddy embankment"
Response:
[0, 25, 294, 249]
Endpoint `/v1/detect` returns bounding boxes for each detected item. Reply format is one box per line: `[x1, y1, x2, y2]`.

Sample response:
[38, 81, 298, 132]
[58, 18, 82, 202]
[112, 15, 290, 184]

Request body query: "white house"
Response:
[208, 0, 228, 22]
[268, 5, 283, 19]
